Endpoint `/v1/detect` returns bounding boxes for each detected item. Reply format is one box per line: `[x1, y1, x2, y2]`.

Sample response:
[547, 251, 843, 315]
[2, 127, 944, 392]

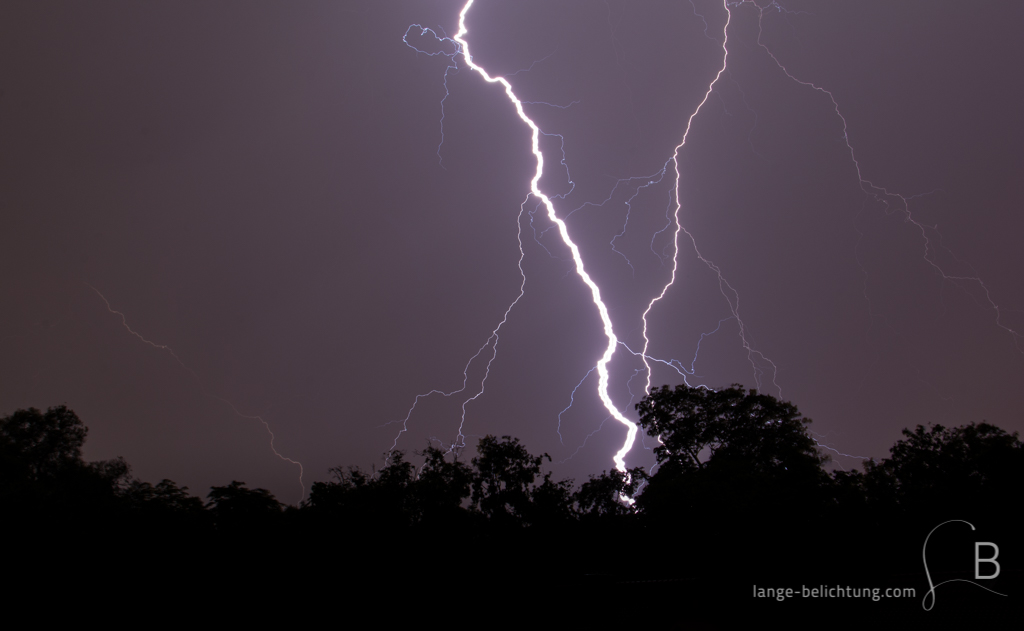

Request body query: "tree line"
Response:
[3, 384, 1020, 602]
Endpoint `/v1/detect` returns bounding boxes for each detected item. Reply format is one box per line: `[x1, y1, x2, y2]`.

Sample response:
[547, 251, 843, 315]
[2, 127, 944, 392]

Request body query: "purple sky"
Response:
[2, 0, 1022, 505]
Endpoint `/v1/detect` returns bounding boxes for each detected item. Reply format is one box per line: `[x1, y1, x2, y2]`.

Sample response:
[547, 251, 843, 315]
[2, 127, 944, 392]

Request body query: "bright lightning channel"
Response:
[449, 0, 640, 473]
[411, 0, 1010, 477]
[401, 1, 774, 477]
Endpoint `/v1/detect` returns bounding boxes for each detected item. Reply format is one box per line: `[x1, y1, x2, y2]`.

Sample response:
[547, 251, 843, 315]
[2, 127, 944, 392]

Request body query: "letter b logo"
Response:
[922, 520, 1008, 611]
[975, 542, 1000, 579]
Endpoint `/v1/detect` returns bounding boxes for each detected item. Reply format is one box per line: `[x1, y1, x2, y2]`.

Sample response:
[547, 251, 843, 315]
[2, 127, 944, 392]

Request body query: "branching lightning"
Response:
[452, 0, 639, 473]
[87, 283, 306, 503]
[397, 0, 778, 477]
[398, 0, 1017, 479]
[556, 367, 596, 445]
[399, 1, 641, 473]
[385, 192, 528, 458]
[737, 0, 1021, 352]
[403, 25, 460, 168]
[88, 283, 188, 369]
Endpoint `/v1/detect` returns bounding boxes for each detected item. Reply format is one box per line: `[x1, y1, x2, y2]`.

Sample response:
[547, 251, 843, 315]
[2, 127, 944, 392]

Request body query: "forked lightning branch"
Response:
[395, 0, 1016, 477]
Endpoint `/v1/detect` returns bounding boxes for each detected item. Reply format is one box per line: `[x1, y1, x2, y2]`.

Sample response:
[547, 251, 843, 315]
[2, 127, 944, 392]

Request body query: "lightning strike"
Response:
[386, 192, 528, 458]
[556, 366, 596, 445]
[402, 0, 1014, 479]
[808, 431, 868, 462]
[402, 25, 460, 168]
[210, 395, 306, 500]
[87, 283, 306, 503]
[402, 0, 777, 478]
[449, 0, 640, 474]
[87, 283, 188, 370]
[737, 0, 1022, 352]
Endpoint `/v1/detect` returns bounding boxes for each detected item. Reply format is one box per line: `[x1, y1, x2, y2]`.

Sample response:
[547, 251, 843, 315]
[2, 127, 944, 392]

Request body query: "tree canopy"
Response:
[635, 383, 824, 474]
[1, 406, 130, 509]
[3, 395, 1020, 603]
[634, 383, 830, 519]
[0, 406, 88, 483]
[864, 421, 1023, 516]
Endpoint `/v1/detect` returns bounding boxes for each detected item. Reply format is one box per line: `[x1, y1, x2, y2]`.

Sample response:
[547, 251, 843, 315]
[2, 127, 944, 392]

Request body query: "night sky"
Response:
[2, 0, 1021, 505]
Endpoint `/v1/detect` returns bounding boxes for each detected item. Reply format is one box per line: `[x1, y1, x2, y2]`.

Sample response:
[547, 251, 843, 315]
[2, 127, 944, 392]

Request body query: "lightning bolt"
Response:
[556, 366, 596, 446]
[398, 2, 641, 473]
[385, 194, 527, 458]
[402, 0, 1013, 478]
[399, 1, 773, 477]
[402, 25, 459, 168]
[637, 0, 1020, 469]
[87, 283, 188, 369]
[621, 4, 793, 416]
[87, 283, 305, 503]
[738, 0, 1021, 352]
[447, 0, 640, 474]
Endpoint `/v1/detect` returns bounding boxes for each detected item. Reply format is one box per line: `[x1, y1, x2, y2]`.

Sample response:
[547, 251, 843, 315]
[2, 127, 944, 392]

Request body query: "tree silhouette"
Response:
[207, 481, 282, 529]
[574, 468, 647, 519]
[634, 384, 829, 521]
[124, 478, 206, 514]
[1, 406, 130, 512]
[4, 399, 1020, 610]
[307, 451, 418, 530]
[864, 422, 1023, 518]
[412, 445, 474, 525]
[471, 435, 547, 525]
[0, 406, 87, 484]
